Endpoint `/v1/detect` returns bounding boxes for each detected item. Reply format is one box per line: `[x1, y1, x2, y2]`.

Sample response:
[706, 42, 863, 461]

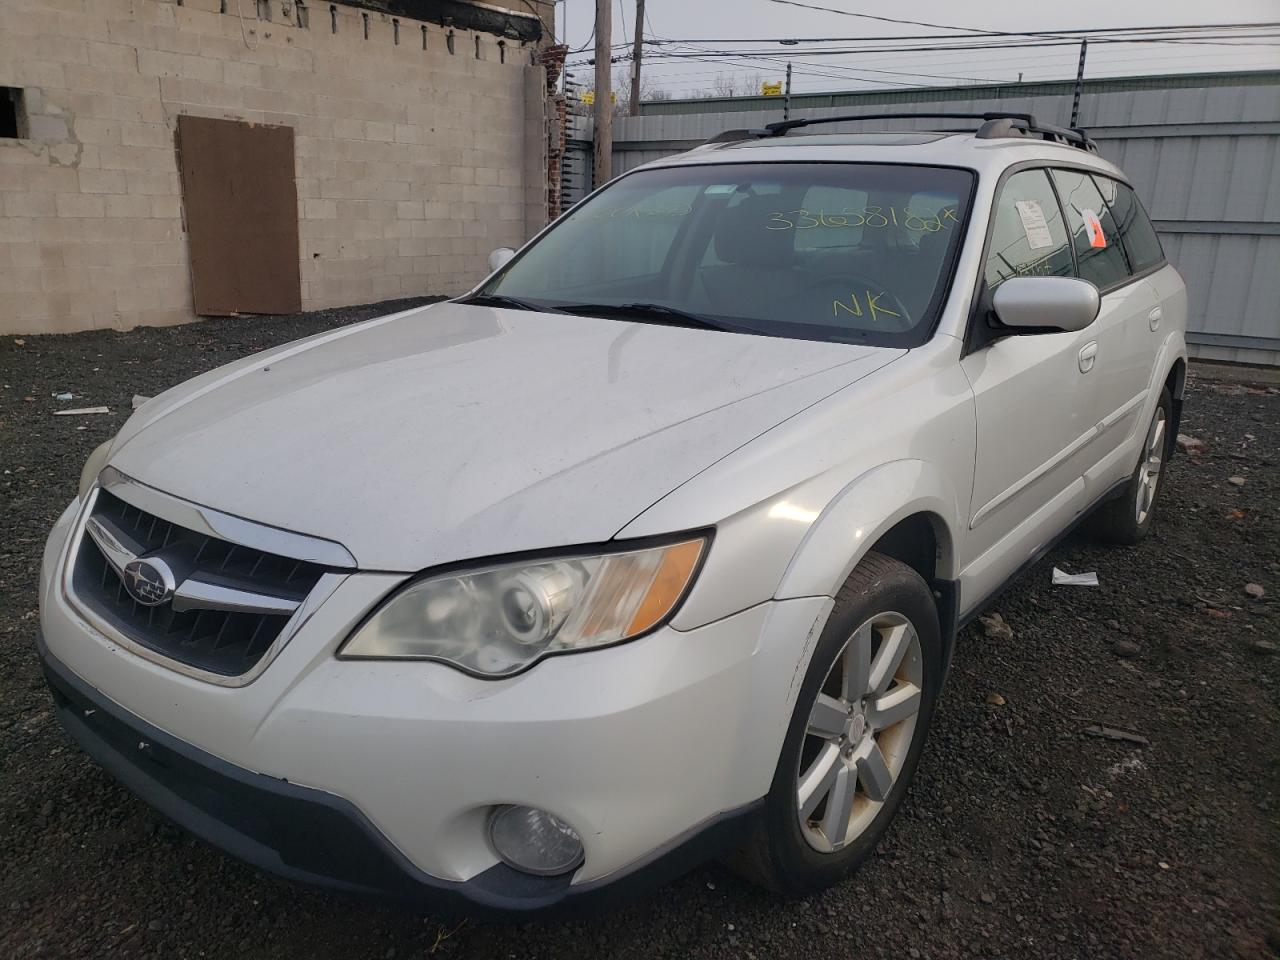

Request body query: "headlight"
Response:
[340, 536, 707, 677]
[78, 440, 113, 500]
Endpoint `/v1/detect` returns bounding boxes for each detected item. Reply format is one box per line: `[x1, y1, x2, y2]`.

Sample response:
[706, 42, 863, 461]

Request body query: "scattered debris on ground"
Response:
[51, 406, 110, 416]
[1052, 567, 1100, 586]
[1081, 725, 1151, 748]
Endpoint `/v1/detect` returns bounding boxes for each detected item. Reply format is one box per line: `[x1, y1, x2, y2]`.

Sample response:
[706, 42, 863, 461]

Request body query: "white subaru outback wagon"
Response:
[39, 112, 1187, 916]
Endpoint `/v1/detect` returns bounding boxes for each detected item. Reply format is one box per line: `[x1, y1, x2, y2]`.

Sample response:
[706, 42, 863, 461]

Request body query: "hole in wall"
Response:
[329, 3, 337, 32]
[0, 87, 27, 140]
[296, 0, 308, 28]
[392, 18, 399, 44]
[446, 31, 455, 54]
[474, 35, 481, 59]
[498, 40, 506, 63]
[256, 0, 271, 21]
[421, 24, 428, 49]
[361, 12, 369, 39]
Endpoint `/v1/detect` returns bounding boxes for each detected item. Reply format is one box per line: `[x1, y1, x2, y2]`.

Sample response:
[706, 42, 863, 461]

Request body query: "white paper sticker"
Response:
[1015, 200, 1054, 250]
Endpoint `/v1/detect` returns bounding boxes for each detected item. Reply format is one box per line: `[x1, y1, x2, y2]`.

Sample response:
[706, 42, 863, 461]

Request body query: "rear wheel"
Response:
[1087, 387, 1172, 545]
[729, 553, 942, 894]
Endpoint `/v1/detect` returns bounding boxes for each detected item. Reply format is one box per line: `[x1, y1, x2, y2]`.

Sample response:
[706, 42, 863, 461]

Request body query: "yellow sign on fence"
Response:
[762, 81, 783, 97]
[581, 90, 617, 106]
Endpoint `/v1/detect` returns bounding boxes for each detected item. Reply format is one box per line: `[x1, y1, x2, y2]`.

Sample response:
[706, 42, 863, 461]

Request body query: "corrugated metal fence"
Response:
[573, 72, 1280, 366]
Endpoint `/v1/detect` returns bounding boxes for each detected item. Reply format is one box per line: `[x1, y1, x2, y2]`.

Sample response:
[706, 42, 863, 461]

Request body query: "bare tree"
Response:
[711, 73, 739, 98]
[615, 69, 672, 113]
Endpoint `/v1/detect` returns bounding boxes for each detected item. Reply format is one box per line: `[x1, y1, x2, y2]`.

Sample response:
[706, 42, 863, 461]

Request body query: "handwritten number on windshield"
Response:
[767, 207, 958, 232]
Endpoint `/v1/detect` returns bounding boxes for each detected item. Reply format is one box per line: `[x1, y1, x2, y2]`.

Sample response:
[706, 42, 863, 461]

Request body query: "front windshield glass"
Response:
[477, 162, 975, 346]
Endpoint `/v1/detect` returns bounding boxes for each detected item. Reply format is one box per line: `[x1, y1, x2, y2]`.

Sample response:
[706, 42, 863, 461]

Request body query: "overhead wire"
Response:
[565, 6, 1280, 99]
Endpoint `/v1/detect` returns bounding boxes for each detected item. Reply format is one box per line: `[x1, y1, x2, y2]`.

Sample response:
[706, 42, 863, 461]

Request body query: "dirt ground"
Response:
[1, 302, 1277, 960]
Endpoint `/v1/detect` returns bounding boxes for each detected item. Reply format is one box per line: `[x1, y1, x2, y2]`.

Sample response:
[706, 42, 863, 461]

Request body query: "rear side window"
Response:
[1049, 169, 1131, 290]
[1096, 176, 1164, 272]
[984, 169, 1074, 290]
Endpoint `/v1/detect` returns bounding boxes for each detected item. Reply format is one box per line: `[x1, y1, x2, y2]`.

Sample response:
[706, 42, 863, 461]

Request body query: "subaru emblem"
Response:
[121, 557, 176, 607]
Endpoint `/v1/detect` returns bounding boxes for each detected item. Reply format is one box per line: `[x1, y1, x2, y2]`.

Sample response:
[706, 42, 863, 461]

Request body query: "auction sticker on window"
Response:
[1082, 208, 1108, 248]
[1014, 200, 1054, 250]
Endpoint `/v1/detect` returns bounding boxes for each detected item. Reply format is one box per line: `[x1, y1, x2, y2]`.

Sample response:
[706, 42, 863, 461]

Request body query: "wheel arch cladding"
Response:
[1163, 355, 1187, 450]
[1166, 357, 1186, 400]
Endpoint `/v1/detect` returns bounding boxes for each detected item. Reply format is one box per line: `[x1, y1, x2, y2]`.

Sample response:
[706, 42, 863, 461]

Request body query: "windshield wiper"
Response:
[459, 294, 568, 314]
[557, 301, 737, 332]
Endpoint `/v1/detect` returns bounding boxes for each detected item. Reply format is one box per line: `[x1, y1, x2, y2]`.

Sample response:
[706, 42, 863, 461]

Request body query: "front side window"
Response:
[984, 169, 1074, 291]
[1050, 169, 1132, 290]
[477, 162, 975, 347]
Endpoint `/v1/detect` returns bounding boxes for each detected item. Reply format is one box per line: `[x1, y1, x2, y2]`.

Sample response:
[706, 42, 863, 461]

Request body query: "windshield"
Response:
[477, 162, 975, 346]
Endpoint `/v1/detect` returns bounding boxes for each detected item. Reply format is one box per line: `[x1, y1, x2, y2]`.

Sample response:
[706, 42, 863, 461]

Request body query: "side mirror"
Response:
[487, 247, 516, 273]
[992, 277, 1100, 334]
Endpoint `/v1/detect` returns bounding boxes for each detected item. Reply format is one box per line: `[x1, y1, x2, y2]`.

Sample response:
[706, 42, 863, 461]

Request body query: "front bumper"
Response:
[39, 496, 834, 914]
[38, 632, 758, 917]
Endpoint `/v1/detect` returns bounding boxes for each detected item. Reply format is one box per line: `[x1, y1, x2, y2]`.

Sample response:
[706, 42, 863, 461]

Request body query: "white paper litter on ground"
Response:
[53, 406, 110, 416]
[1052, 567, 1099, 586]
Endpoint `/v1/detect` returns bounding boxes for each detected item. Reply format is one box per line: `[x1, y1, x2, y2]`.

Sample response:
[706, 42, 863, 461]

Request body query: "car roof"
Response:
[638, 130, 1127, 181]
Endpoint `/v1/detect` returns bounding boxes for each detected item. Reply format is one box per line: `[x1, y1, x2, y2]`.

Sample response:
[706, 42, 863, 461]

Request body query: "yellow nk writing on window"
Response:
[833, 290, 901, 323]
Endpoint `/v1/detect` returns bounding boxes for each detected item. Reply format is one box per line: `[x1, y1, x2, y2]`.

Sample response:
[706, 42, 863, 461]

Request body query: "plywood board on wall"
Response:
[176, 115, 301, 316]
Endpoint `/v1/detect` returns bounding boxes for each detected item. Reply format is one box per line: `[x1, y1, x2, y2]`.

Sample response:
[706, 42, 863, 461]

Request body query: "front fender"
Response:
[659, 458, 965, 632]
[776, 459, 962, 601]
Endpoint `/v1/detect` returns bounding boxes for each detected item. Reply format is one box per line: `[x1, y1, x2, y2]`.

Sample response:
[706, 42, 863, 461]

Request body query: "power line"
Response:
[761, 0, 1280, 45]
[633, 33, 1280, 60]
[646, 33, 991, 84]
[639, 21, 1280, 45]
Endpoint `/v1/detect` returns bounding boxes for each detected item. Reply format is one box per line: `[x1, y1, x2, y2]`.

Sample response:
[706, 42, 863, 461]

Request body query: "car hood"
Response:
[110, 302, 902, 570]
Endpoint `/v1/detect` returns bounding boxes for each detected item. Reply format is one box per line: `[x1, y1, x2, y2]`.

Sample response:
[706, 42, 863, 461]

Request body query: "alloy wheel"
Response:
[1135, 407, 1167, 525]
[796, 611, 923, 853]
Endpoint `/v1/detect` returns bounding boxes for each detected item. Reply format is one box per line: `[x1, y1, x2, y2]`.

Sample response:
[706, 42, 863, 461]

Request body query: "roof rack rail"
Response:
[707, 111, 1098, 153]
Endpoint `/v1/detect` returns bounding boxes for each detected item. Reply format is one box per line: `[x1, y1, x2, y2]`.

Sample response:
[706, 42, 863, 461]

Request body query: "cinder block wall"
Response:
[0, 0, 550, 334]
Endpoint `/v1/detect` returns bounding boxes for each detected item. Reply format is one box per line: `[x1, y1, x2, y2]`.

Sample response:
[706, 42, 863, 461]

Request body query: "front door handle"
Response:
[1079, 341, 1098, 374]
[1149, 306, 1162, 331]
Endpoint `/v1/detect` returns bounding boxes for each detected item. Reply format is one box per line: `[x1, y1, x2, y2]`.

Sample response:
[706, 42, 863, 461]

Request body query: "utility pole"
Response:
[629, 0, 645, 116]
[783, 62, 792, 121]
[593, 0, 613, 187]
[1069, 38, 1088, 128]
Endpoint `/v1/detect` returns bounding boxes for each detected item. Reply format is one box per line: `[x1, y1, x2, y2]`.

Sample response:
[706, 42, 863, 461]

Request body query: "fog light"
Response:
[487, 805, 584, 876]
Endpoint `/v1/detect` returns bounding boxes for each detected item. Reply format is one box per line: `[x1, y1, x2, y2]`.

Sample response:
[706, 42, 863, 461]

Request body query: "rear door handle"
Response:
[1149, 306, 1162, 331]
[1079, 341, 1098, 374]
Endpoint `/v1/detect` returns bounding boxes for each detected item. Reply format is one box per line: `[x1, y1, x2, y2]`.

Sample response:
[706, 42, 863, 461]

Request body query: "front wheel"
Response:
[728, 553, 942, 894]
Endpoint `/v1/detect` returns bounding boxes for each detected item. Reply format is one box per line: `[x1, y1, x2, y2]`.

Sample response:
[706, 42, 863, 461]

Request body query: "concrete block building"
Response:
[0, 0, 557, 334]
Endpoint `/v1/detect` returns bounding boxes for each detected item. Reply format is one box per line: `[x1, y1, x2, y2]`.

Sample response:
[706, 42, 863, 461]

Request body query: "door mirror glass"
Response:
[487, 247, 516, 272]
[992, 276, 1100, 333]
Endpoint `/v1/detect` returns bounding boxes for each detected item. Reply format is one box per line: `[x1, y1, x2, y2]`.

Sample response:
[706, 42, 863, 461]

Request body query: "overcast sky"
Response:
[558, 0, 1280, 99]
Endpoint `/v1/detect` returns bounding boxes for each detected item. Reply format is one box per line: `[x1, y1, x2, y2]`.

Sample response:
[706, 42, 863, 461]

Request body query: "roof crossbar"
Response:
[707, 111, 1098, 152]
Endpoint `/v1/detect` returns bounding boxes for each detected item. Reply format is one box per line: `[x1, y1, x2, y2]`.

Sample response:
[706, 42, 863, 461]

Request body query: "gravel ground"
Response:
[1, 303, 1277, 959]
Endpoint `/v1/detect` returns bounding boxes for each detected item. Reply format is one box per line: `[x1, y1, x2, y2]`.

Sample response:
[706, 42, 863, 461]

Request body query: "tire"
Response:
[727, 552, 943, 895]
[1087, 387, 1173, 546]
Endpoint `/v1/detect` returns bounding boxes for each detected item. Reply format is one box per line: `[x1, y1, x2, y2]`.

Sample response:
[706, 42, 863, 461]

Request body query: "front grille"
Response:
[71, 491, 328, 677]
